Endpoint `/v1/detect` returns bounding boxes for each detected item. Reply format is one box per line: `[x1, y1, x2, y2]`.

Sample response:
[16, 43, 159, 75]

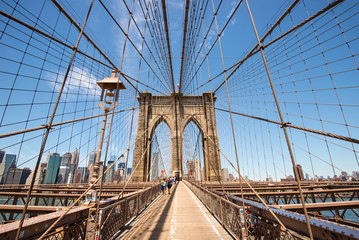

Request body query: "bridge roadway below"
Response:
[115, 181, 233, 240]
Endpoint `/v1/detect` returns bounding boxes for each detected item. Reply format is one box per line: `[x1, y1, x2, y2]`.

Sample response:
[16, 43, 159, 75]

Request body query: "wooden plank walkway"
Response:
[116, 181, 233, 240]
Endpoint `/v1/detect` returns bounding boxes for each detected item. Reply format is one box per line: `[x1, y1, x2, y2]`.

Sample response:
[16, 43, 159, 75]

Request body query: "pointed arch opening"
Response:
[149, 119, 172, 181]
[182, 119, 205, 181]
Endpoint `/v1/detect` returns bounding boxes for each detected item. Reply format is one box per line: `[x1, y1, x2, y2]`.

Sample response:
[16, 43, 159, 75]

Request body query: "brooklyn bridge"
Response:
[0, 0, 358, 239]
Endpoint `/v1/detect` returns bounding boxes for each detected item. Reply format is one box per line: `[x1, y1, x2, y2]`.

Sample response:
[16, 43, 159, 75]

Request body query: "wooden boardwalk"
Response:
[116, 181, 233, 240]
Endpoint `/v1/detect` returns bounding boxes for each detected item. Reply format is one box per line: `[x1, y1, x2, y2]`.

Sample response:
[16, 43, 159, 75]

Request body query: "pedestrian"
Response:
[167, 177, 173, 194]
[161, 178, 166, 195]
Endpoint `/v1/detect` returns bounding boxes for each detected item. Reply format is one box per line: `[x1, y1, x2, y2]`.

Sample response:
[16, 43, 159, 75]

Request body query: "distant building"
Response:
[87, 163, 94, 184]
[61, 152, 72, 166]
[105, 160, 115, 183]
[88, 151, 97, 167]
[73, 167, 87, 184]
[67, 163, 77, 184]
[43, 153, 61, 184]
[0, 154, 17, 184]
[280, 176, 296, 182]
[4, 168, 31, 185]
[188, 160, 201, 180]
[150, 152, 159, 181]
[26, 162, 47, 185]
[194, 159, 201, 181]
[305, 173, 309, 181]
[44, 152, 51, 164]
[56, 166, 70, 184]
[222, 168, 229, 182]
[118, 161, 126, 182]
[0, 151, 5, 164]
[113, 170, 120, 183]
[71, 148, 79, 165]
[229, 174, 234, 181]
[296, 164, 304, 181]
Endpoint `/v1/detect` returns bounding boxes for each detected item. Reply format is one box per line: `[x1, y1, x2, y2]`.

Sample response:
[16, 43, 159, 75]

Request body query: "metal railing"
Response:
[98, 184, 161, 240]
[185, 180, 359, 240]
[0, 184, 161, 239]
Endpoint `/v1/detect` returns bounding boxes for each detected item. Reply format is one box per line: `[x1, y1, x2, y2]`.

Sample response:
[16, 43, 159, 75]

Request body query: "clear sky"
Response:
[0, 0, 358, 181]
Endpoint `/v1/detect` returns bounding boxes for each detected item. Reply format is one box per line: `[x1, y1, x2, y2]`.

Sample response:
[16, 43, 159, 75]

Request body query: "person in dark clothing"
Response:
[167, 177, 173, 194]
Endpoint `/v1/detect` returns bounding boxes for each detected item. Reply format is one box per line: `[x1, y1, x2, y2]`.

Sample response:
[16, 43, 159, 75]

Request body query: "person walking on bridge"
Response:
[167, 177, 173, 194]
[161, 178, 166, 195]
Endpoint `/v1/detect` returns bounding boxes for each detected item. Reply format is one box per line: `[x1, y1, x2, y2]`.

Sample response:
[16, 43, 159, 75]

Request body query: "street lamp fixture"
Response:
[87, 70, 125, 202]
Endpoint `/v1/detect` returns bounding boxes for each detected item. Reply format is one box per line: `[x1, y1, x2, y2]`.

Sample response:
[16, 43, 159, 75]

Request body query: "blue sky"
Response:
[0, 0, 358, 181]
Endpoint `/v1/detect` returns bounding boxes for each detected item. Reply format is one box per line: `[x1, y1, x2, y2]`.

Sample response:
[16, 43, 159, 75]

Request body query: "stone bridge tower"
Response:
[132, 92, 221, 182]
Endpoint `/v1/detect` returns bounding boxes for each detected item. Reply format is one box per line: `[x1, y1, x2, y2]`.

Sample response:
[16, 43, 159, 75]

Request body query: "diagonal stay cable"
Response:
[15, 1, 96, 239]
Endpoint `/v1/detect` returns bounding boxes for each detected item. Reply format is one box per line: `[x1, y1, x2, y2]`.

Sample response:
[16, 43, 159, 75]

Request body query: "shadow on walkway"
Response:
[148, 182, 179, 239]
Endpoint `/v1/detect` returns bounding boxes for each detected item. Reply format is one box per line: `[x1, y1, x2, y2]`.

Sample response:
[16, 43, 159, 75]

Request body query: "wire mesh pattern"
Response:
[185, 181, 296, 240]
[0, 0, 358, 239]
[99, 184, 160, 240]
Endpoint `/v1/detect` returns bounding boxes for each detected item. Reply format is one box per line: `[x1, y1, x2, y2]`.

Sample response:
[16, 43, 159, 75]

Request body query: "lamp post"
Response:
[89, 70, 125, 201]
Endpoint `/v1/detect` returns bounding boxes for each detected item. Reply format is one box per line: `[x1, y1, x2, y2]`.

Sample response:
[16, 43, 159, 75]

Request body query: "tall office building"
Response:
[150, 152, 159, 181]
[4, 168, 31, 185]
[61, 152, 72, 166]
[117, 154, 125, 170]
[296, 164, 305, 181]
[44, 152, 51, 163]
[104, 160, 115, 183]
[118, 161, 126, 182]
[194, 159, 201, 181]
[0, 154, 17, 184]
[222, 168, 229, 182]
[43, 153, 61, 184]
[88, 151, 97, 167]
[73, 167, 87, 184]
[0, 151, 5, 164]
[66, 163, 77, 184]
[56, 166, 70, 184]
[71, 148, 79, 165]
[26, 162, 47, 185]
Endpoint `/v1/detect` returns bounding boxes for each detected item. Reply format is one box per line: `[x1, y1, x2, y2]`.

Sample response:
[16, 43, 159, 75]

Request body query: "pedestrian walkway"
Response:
[116, 181, 233, 240]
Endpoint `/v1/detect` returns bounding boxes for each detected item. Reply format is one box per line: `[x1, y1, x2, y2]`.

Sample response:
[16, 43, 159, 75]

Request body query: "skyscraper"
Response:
[150, 152, 159, 181]
[118, 161, 126, 182]
[0, 154, 17, 184]
[61, 152, 72, 166]
[44, 152, 51, 163]
[296, 164, 305, 181]
[104, 160, 115, 183]
[56, 166, 70, 184]
[71, 148, 79, 165]
[0, 151, 5, 164]
[43, 153, 61, 184]
[222, 168, 229, 182]
[26, 162, 47, 185]
[73, 167, 87, 184]
[66, 163, 77, 184]
[4, 168, 31, 185]
[88, 151, 97, 167]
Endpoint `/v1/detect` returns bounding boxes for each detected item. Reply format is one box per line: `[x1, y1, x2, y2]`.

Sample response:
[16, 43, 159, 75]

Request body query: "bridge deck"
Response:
[117, 181, 233, 240]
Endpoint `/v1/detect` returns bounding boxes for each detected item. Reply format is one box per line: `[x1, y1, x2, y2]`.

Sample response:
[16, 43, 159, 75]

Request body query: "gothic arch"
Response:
[132, 92, 221, 181]
[149, 115, 173, 139]
[181, 114, 205, 135]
